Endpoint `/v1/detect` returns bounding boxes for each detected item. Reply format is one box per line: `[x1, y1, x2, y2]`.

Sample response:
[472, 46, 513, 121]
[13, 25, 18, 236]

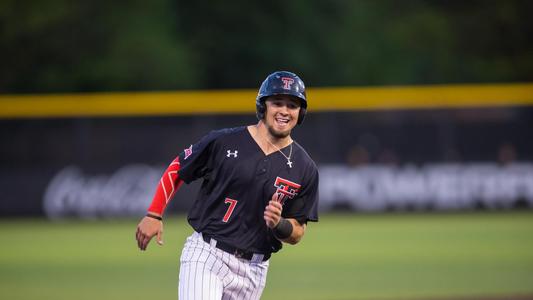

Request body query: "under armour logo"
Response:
[226, 150, 238, 158]
[281, 77, 294, 90]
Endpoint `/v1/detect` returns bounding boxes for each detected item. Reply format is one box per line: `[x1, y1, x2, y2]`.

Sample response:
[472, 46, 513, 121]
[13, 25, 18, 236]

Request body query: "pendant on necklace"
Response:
[287, 159, 293, 168]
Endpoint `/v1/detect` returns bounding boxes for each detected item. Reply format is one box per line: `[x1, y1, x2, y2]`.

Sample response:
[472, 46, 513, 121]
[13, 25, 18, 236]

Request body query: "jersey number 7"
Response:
[222, 198, 238, 223]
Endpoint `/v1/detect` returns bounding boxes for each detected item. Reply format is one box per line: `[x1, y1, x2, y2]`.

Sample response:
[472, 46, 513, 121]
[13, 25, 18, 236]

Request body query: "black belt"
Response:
[202, 234, 271, 262]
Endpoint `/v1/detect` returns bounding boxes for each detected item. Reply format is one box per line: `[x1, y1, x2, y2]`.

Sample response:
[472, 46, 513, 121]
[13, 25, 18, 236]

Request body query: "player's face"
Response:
[264, 95, 301, 139]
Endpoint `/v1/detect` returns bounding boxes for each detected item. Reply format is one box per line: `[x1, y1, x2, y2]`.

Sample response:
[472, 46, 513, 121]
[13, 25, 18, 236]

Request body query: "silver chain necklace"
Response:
[265, 138, 293, 168]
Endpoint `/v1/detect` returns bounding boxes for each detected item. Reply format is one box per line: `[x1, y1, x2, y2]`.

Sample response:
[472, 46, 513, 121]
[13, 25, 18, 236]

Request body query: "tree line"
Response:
[1, 0, 532, 93]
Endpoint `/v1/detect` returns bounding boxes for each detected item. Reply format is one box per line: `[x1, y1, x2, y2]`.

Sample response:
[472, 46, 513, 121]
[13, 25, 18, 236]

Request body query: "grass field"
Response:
[1, 212, 532, 300]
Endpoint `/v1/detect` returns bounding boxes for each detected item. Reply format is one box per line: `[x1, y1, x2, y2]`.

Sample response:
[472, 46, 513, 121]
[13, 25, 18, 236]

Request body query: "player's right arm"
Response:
[136, 156, 183, 251]
[136, 129, 223, 250]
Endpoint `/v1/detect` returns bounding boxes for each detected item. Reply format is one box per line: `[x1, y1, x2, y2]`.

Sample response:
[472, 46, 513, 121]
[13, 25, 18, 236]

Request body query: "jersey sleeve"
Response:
[147, 156, 184, 215]
[177, 130, 220, 184]
[282, 166, 319, 223]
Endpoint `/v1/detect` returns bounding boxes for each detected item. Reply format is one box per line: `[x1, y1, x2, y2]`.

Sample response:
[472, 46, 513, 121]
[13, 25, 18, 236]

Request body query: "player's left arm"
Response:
[282, 218, 306, 245]
[264, 194, 307, 245]
[265, 166, 319, 245]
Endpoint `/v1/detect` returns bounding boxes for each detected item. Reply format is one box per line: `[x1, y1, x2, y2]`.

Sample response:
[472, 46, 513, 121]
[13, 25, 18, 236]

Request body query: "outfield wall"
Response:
[1, 84, 532, 217]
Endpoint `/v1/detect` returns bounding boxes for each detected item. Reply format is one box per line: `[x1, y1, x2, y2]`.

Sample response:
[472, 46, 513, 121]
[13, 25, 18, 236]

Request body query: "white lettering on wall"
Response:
[43, 165, 162, 219]
[319, 163, 533, 211]
[43, 163, 533, 218]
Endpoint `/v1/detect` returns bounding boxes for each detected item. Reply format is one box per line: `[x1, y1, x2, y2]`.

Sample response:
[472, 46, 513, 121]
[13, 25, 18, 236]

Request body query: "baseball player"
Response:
[135, 71, 319, 299]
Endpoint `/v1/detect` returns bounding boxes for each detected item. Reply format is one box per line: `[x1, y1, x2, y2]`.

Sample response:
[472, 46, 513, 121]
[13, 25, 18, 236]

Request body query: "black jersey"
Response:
[177, 126, 319, 254]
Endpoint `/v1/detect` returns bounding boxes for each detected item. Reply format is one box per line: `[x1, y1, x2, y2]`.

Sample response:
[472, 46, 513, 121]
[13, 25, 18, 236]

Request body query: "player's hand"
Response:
[264, 193, 283, 229]
[135, 216, 164, 251]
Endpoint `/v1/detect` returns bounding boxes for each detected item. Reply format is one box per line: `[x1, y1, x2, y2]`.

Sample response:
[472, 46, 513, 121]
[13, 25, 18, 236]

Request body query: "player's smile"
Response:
[274, 115, 290, 128]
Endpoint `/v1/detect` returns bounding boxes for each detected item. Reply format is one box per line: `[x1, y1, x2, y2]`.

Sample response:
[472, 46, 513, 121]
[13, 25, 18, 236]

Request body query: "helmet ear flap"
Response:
[297, 107, 306, 125]
[255, 98, 266, 120]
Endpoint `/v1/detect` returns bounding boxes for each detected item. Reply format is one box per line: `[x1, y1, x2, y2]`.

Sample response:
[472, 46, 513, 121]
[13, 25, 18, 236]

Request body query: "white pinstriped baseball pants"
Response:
[178, 232, 269, 300]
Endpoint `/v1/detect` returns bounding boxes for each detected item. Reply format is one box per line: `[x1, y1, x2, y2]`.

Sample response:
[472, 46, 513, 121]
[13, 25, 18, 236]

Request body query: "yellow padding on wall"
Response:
[0, 83, 532, 119]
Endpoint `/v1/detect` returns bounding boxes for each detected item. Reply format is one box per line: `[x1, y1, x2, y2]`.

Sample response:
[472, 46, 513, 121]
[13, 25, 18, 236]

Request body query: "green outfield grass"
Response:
[1, 212, 532, 300]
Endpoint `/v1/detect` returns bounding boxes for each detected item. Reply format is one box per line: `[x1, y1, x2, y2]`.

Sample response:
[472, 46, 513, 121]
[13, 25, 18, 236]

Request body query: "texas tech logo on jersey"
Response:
[274, 176, 301, 204]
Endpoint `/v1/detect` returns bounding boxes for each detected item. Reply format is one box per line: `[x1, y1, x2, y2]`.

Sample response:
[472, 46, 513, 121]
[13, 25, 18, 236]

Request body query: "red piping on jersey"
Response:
[148, 156, 184, 215]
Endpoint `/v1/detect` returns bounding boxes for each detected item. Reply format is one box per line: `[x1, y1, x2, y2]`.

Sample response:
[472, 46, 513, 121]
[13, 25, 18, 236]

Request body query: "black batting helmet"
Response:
[256, 71, 307, 125]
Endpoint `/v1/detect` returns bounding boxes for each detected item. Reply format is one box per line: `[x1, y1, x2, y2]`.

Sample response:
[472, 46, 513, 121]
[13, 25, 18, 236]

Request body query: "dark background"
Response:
[2, 106, 532, 216]
[1, 0, 532, 216]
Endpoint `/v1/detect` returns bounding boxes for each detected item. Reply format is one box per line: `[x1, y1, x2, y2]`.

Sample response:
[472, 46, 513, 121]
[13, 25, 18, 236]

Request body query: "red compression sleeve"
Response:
[147, 156, 184, 215]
